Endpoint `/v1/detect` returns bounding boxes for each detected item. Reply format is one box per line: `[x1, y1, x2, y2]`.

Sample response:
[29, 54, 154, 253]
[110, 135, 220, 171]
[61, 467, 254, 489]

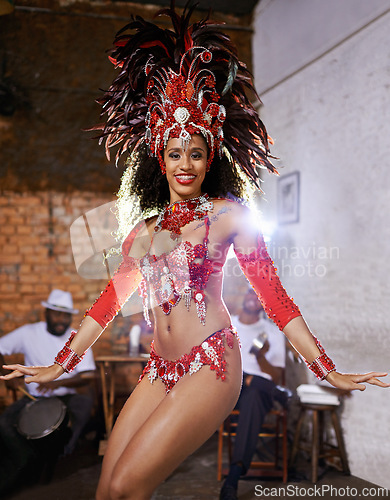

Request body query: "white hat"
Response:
[41, 289, 79, 314]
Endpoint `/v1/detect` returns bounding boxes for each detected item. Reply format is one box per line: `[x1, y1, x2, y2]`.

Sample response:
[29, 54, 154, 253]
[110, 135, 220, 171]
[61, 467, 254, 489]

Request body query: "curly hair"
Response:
[128, 143, 249, 214]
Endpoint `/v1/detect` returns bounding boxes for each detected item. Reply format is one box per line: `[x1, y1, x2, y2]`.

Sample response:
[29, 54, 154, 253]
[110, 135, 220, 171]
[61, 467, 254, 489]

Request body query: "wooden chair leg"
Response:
[282, 411, 288, 483]
[318, 409, 325, 458]
[311, 409, 319, 483]
[226, 417, 233, 463]
[217, 423, 224, 481]
[290, 407, 304, 465]
[274, 415, 280, 467]
[331, 409, 350, 475]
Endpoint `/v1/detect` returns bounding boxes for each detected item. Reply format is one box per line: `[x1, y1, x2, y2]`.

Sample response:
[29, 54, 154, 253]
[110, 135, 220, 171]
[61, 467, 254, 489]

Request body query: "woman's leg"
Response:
[105, 338, 242, 500]
[96, 375, 167, 500]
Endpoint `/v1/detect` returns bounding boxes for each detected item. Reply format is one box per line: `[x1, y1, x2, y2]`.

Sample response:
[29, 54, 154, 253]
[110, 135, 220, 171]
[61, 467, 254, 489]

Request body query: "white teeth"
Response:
[176, 175, 195, 180]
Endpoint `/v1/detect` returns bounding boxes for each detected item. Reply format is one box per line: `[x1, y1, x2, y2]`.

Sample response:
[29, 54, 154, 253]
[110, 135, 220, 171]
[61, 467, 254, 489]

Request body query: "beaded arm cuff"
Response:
[54, 331, 85, 373]
[308, 353, 336, 380]
[305, 334, 336, 380]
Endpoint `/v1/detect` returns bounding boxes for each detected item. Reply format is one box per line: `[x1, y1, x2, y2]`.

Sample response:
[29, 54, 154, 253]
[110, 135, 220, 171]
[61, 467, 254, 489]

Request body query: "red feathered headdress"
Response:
[93, 0, 277, 186]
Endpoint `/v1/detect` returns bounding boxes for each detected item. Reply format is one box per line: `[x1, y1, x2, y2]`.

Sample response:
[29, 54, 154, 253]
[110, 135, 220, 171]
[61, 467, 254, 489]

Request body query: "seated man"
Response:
[0, 289, 96, 494]
[220, 287, 290, 500]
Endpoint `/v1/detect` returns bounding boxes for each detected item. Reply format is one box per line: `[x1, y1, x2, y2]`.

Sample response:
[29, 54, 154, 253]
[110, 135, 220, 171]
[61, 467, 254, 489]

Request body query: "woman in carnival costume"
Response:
[1, 3, 389, 499]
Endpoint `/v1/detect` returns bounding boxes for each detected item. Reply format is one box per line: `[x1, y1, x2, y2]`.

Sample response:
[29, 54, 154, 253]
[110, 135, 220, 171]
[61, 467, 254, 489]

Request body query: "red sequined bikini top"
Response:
[138, 215, 217, 326]
[117, 194, 220, 326]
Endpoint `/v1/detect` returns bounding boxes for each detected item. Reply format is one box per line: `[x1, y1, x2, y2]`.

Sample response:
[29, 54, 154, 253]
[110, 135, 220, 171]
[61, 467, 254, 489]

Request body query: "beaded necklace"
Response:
[154, 194, 213, 239]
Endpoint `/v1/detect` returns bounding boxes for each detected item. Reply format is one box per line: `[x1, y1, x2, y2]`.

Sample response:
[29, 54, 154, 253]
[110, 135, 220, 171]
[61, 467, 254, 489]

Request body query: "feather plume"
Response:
[92, 0, 277, 185]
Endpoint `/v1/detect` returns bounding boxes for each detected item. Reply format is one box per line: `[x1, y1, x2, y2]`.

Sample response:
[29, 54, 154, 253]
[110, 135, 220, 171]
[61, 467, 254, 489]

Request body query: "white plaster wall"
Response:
[254, 0, 390, 94]
[253, 0, 390, 489]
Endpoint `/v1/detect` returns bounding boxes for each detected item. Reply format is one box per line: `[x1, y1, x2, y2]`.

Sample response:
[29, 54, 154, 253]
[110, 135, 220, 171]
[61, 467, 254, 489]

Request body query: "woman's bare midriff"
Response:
[151, 291, 232, 360]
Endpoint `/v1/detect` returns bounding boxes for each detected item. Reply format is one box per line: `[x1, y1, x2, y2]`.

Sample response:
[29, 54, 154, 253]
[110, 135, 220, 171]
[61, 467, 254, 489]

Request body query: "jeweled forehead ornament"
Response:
[145, 47, 226, 173]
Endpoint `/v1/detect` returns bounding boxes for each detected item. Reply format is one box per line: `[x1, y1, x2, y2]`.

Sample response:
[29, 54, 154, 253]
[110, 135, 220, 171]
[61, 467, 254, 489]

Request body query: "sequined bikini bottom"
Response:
[139, 325, 238, 394]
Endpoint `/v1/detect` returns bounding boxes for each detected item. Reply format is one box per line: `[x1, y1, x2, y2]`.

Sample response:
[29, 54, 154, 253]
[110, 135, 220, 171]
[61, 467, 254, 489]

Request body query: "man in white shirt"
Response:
[0, 289, 96, 494]
[220, 287, 290, 500]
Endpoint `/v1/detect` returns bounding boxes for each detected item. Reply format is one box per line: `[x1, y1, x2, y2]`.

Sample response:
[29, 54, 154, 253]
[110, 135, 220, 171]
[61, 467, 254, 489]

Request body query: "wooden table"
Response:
[96, 354, 149, 442]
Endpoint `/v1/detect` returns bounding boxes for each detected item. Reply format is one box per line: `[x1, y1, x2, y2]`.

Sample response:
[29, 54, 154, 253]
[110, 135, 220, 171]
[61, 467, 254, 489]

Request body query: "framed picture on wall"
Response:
[277, 171, 300, 224]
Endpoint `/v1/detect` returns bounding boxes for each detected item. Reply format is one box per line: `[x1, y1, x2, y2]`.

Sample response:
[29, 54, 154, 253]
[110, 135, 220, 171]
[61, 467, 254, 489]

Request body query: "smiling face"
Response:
[163, 134, 208, 202]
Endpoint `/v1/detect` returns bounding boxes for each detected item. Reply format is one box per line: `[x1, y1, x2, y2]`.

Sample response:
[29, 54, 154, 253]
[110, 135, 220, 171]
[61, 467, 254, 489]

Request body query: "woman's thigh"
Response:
[97, 375, 167, 499]
[109, 340, 242, 498]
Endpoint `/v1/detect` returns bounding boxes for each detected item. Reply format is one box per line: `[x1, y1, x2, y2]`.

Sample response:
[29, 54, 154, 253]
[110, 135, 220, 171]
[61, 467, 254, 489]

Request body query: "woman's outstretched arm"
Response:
[1, 232, 143, 384]
[0, 315, 103, 384]
[230, 202, 389, 391]
[282, 316, 389, 390]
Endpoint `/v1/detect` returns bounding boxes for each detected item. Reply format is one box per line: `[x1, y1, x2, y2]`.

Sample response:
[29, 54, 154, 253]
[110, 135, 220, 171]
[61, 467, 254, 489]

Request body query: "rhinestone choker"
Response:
[154, 194, 213, 238]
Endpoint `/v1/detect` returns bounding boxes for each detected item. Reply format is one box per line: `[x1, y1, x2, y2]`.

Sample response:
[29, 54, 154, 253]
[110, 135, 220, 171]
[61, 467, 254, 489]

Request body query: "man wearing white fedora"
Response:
[0, 289, 96, 494]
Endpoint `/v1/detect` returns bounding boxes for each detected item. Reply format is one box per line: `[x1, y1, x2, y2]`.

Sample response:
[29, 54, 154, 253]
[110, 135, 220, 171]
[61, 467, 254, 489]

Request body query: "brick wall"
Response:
[0, 190, 130, 342]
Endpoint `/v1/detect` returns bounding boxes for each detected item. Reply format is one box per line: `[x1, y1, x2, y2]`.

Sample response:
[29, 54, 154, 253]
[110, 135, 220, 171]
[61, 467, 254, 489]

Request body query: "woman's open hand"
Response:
[326, 371, 390, 391]
[0, 363, 64, 385]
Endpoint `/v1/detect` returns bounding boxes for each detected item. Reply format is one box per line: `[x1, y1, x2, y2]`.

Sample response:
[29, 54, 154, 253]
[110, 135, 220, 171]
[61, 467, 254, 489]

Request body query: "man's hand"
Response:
[256, 339, 270, 359]
[254, 340, 283, 384]
[36, 380, 62, 395]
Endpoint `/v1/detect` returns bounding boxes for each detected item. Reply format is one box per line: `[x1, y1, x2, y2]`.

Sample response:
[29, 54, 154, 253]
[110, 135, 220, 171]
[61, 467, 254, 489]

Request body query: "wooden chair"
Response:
[217, 401, 289, 483]
[290, 402, 350, 483]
